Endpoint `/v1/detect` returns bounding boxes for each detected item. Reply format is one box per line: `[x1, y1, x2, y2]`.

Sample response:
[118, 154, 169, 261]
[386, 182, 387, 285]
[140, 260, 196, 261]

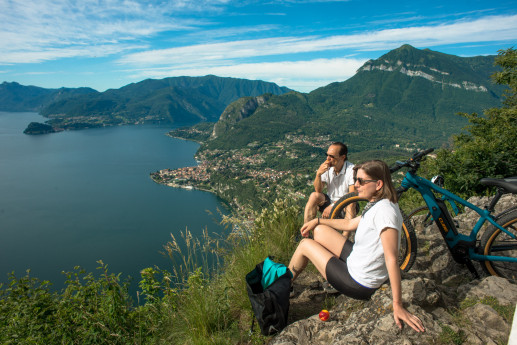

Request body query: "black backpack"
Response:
[245, 258, 291, 336]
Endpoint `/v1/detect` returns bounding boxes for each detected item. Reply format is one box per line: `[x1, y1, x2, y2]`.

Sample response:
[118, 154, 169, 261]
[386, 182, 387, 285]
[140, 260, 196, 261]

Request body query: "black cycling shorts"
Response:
[325, 241, 377, 300]
[318, 194, 331, 212]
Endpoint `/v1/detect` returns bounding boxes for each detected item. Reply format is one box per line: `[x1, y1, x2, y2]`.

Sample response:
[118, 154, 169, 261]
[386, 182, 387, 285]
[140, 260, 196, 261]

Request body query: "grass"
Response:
[0, 198, 302, 344]
[460, 296, 514, 324]
[438, 324, 466, 345]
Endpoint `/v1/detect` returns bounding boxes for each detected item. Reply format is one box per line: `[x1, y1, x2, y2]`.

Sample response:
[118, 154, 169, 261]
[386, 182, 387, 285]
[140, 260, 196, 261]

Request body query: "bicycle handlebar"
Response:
[390, 148, 435, 173]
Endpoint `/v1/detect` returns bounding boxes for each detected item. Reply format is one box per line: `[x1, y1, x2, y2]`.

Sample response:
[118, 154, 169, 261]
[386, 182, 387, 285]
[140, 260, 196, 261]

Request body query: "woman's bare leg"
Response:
[289, 225, 347, 281]
[312, 224, 347, 256]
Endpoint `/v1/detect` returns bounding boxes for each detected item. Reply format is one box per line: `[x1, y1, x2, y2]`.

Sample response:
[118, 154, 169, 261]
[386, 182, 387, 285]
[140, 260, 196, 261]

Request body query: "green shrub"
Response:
[423, 48, 517, 197]
[0, 262, 151, 344]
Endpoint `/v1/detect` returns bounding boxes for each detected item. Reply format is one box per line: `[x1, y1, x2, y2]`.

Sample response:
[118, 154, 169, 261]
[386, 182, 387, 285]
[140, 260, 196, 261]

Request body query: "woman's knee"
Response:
[313, 224, 333, 240]
[312, 225, 346, 254]
[296, 238, 318, 254]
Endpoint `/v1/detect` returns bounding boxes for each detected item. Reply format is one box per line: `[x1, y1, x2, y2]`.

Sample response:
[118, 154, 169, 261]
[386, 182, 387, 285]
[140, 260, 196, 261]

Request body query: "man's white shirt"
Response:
[320, 160, 355, 203]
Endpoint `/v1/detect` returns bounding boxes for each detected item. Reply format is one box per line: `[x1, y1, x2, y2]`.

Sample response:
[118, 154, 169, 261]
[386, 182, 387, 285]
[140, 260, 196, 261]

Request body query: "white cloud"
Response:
[2, 0, 516, 67]
[118, 14, 517, 68]
[0, 0, 203, 64]
[125, 57, 367, 92]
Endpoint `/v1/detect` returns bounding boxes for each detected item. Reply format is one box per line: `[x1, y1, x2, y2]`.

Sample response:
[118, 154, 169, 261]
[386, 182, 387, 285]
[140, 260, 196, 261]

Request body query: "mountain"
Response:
[204, 45, 504, 156]
[38, 75, 292, 128]
[211, 93, 274, 138]
[0, 82, 97, 112]
[1, 76, 291, 133]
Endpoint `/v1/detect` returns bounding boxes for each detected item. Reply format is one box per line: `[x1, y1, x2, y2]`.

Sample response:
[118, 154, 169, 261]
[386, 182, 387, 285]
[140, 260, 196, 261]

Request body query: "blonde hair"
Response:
[354, 160, 397, 203]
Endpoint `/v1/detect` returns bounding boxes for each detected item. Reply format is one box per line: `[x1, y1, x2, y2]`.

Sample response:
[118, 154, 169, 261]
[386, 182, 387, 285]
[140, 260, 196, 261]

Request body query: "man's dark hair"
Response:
[331, 142, 348, 158]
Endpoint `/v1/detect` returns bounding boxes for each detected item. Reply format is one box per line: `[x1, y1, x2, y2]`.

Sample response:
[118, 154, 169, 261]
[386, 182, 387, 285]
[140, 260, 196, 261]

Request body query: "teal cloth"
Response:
[261, 257, 293, 289]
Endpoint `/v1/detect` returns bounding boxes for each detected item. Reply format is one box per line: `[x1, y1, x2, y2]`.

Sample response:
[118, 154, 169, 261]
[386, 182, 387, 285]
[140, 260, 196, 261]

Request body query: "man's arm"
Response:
[314, 161, 329, 193]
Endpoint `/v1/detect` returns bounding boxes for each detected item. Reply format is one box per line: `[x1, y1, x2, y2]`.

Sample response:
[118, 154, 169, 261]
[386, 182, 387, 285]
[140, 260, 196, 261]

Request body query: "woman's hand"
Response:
[300, 219, 318, 237]
[393, 302, 425, 332]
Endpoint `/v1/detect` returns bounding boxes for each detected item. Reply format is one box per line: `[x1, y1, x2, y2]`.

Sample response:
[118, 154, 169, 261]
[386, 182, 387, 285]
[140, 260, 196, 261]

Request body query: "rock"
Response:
[457, 275, 517, 305]
[464, 303, 509, 342]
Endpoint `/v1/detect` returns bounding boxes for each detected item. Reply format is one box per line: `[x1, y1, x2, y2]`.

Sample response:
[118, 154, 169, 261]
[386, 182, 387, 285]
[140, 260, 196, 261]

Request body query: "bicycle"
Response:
[331, 148, 517, 279]
[404, 175, 460, 233]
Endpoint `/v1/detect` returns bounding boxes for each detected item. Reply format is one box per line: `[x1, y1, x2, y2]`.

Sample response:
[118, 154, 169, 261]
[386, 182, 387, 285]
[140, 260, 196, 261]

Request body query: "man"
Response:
[304, 142, 355, 224]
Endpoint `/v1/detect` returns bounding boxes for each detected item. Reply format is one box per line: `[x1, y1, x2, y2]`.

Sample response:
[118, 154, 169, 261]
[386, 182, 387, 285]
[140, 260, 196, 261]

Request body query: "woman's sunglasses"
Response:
[354, 177, 378, 185]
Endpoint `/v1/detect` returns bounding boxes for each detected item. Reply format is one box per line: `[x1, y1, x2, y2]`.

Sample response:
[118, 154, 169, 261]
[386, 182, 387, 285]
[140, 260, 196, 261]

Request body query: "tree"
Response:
[427, 47, 517, 196]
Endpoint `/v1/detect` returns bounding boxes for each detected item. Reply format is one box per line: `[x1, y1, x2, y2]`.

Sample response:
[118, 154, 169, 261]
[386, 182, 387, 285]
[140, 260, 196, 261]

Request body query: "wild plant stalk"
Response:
[159, 198, 302, 344]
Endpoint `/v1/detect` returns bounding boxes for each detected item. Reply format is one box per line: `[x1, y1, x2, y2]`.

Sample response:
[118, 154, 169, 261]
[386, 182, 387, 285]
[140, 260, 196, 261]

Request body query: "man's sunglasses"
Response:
[354, 177, 378, 185]
[326, 153, 344, 159]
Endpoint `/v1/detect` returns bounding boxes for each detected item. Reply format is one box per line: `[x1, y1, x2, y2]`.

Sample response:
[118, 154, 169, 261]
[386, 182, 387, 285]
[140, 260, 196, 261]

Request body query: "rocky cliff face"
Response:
[272, 195, 517, 345]
[357, 44, 496, 94]
[211, 94, 271, 138]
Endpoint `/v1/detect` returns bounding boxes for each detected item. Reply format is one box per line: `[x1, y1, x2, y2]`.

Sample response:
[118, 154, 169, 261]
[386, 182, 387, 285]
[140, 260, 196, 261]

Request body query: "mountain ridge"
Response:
[0, 81, 97, 112]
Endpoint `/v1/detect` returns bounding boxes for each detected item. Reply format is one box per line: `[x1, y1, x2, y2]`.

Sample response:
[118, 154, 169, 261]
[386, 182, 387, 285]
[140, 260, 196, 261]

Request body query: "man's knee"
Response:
[307, 192, 324, 206]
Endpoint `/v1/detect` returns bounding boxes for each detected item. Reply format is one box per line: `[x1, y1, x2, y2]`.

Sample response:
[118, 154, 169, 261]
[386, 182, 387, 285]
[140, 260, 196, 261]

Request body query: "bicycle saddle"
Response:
[479, 177, 517, 194]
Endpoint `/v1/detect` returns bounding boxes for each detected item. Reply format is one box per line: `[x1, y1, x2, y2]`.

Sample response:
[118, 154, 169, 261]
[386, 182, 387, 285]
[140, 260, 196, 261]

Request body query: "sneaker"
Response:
[322, 280, 338, 293]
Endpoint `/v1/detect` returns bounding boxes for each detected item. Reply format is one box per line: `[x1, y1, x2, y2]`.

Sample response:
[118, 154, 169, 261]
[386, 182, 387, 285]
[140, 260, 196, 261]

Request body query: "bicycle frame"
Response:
[401, 171, 517, 265]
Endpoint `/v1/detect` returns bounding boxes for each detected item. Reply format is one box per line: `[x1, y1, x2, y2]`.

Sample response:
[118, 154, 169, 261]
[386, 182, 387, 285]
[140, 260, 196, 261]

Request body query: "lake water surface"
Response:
[0, 112, 226, 294]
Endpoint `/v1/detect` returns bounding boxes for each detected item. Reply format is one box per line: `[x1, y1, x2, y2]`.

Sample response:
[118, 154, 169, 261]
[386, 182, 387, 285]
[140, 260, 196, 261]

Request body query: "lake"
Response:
[0, 111, 227, 295]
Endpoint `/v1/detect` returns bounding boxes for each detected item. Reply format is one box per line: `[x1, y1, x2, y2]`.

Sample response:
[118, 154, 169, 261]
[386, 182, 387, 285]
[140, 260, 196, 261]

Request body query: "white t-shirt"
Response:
[347, 199, 402, 288]
[320, 160, 355, 203]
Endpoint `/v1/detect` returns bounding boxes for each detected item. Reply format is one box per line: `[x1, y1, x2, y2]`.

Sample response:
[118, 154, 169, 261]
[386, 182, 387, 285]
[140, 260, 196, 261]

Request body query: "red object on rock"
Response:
[319, 309, 330, 321]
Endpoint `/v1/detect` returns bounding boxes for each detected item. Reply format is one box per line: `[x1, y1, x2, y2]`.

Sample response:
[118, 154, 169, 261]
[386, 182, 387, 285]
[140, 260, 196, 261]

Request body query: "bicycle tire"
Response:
[479, 209, 517, 280]
[330, 192, 418, 272]
[329, 192, 364, 220]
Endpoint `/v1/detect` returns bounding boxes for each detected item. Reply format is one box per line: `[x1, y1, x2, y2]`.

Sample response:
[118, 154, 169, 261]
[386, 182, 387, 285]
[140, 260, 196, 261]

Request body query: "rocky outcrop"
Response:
[273, 195, 517, 345]
[211, 94, 271, 138]
[23, 121, 56, 135]
[360, 62, 489, 92]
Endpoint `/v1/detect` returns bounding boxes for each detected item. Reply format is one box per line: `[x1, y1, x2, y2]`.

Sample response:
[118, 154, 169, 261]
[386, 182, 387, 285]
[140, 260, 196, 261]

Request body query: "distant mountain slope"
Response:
[0, 82, 97, 112]
[39, 75, 292, 125]
[204, 45, 504, 155]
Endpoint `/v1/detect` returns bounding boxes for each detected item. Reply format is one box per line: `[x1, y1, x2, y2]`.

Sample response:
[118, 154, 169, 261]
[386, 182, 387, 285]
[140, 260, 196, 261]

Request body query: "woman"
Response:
[289, 160, 425, 332]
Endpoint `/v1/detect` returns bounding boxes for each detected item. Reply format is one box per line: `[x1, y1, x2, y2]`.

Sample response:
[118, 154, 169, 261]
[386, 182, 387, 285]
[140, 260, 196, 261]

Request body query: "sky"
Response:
[1, 0, 516, 93]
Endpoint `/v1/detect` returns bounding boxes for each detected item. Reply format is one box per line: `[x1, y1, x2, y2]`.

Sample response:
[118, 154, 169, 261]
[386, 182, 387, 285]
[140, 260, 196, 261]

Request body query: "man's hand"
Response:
[321, 204, 333, 218]
[316, 160, 330, 176]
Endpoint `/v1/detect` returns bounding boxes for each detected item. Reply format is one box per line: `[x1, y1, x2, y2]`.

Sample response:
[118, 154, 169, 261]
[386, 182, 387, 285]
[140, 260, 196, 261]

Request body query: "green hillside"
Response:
[0, 82, 97, 112]
[204, 45, 503, 157]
